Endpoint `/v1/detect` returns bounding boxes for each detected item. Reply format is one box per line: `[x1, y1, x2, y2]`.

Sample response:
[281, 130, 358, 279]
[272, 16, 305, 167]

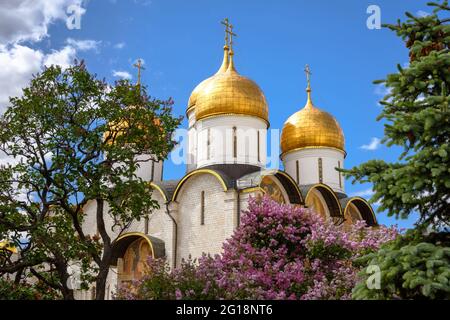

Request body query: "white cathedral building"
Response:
[77, 24, 377, 299]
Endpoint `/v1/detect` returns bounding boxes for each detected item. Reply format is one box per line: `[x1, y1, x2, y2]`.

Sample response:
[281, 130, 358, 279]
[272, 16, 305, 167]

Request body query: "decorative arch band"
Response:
[172, 169, 228, 202]
[305, 183, 343, 218]
[344, 197, 377, 226]
[149, 182, 168, 202]
[260, 170, 304, 204]
[110, 232, 166, 266]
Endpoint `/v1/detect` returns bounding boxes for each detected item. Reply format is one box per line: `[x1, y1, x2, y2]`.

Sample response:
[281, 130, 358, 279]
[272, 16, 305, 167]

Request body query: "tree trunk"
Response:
[30, 262, 75, 300]
[62, 286, 75, 300]
[14, 267, 23, 284]
[95, 264, 109, 300]
[95, 198, 112, 300]
[60, 270, 75, 300]
[55, 255, 75, 300]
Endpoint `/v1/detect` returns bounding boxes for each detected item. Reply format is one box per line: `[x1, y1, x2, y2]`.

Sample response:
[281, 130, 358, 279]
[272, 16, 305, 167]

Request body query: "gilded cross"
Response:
[133, 58, 146, 86]
[221, 18, 231, 47]
[228, 24, 237, 51]
[304, 64, 312, 88]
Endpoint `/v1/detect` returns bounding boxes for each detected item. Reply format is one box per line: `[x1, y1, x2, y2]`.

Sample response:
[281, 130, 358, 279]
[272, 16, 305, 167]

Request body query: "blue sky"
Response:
[1, 0, 430, 228]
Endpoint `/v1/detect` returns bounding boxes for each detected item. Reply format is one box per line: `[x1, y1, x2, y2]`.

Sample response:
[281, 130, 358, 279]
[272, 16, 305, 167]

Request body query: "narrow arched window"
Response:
[257, 130, 260, 162]
[145, 216, 149, 234]
[233, 126, 237, 158]
[318, 158, 323, 183]
[296, 160, 300, 184]
[150, 161, 155, 182]
[338, 161, 342, 188]
[200, 191, 205, 225]
[207, 129, 211, 160]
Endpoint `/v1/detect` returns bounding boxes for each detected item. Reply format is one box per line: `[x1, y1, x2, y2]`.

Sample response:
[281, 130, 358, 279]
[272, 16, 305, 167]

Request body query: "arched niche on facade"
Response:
[111, 233, 165, 284]
[303, 184, 343, 223]
[260, 175, 289, 204]
[237, 169, 303, 204]
[342, 197, 377, 227]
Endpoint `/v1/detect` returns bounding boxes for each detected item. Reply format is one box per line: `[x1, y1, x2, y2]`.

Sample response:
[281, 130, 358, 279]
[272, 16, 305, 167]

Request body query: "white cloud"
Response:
[42, 38, 101, 69]
[0, 44, 43, 111]
[0, 1, 94, 114]
[44, 46, 77, 69]
[0, 39, 99, 113]
[0, 150, 24, 174]
[113, 70, 132, 80]
[374, 84, 391, 97]
[351, 188, 374, 198]
[374, 84, 392, 107]
[0, 0, 94, 171]
[114, 42, 125, 49]
[0, 151, 14, 167]
[417, 10, 430, 17]
[66, 38, 101, 52]
[134, 0, 152, 6]
[0, 0, 86, 45]
[350, 188, 382, 206]
[415, 95, 426, 103]
[360, 137, 381, 151]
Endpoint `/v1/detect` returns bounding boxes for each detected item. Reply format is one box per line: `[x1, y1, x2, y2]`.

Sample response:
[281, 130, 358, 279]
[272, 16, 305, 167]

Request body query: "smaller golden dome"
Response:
[281, 88, 345, 156]
[104, 105, 162, 145]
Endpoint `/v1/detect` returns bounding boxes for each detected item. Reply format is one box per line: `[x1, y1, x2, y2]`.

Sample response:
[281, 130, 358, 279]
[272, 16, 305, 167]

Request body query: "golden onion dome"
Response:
[187, 77, 213, 114]
[281, 86, 345, 156]
[187, 45, 230, 115]
[104, 105, 162, 145]
[188, 46, 269, 123]
[0, 240, 17, 253]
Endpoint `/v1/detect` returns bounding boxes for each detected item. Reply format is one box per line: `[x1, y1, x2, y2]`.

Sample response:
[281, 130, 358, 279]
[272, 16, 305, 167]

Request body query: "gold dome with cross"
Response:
[281, 65, 345, 156]
[187, 19, 269, 123]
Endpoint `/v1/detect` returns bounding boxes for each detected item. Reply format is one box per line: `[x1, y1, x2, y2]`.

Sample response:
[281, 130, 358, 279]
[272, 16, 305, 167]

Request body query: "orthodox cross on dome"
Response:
[304, 64, 314, 106]
[221, 18, 237, 52]
[228, 24, 237, 53]
[221, 18, 231, 47]
[133, 58, 146, 87]
[304, 64, 312, 90]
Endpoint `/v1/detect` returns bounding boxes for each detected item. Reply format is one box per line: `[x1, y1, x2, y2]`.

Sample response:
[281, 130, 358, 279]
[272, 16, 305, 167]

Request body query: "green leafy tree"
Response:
[0, 61, 181, 299]
[353, 230, 450, 299]
[344, 1, 450, 300]
[0, 278, 61, 300]
[342, 1, 450, 228]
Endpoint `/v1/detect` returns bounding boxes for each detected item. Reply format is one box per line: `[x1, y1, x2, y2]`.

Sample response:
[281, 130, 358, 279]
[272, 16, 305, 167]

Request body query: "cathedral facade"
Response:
[77, 24, 376, 299]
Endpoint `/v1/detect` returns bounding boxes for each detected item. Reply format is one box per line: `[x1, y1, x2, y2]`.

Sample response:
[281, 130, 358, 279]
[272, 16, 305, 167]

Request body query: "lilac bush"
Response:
[115, 196, 398, 300]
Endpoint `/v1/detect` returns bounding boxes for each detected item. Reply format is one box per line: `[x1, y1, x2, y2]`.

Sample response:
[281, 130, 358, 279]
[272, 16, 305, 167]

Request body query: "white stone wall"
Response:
[282, 147, 345, 193]
[126, 189, 175, 267]
[81, 186, 165, 241]
[134, 155, 164, 182]
[82, 188, 172, 261]
[238, 191, 257, 216]
[194, 115, 267, 169]
[81, 200, 123, 240]
[81, 200, 99, 236]
[79, 188, 171, 299]
[175, 173, 237, 266]
[187, 109, 197, 172]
